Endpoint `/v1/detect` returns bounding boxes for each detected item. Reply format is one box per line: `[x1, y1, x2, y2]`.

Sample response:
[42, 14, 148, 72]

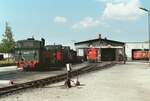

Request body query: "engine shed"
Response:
[74, 35, 126, 63]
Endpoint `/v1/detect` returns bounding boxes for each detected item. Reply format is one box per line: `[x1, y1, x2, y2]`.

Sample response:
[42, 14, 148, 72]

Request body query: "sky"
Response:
[0, 0, 149, 49]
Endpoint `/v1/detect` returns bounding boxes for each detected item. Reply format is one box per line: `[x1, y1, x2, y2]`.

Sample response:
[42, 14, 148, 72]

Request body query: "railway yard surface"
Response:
[0, 66, 17, 73]
[1, 62, 150, 101]
[0, 63, 88, 88]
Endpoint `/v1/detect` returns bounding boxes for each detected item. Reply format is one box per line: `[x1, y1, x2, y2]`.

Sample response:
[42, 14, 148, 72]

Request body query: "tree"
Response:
[0, 22, 15, 54]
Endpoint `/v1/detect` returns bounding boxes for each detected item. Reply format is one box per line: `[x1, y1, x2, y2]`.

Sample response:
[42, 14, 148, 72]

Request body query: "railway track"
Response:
[0, 62, 116, 97]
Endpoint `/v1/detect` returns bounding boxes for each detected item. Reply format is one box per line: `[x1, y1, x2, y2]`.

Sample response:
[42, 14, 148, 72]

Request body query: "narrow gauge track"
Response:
[0, 62, 116, 97]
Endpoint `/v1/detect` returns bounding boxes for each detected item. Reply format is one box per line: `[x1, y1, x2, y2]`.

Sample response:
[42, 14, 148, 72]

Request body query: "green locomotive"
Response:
[14, 38, 79, 71]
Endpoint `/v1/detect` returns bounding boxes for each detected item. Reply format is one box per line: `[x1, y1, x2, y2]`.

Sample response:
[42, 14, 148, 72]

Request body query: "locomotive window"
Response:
[16, 43, 22, 48]
[23, 42, 34, 47]
[14, 50, 22, 61]
[34, 51, 37, 56]
[16, 41, 41, 48]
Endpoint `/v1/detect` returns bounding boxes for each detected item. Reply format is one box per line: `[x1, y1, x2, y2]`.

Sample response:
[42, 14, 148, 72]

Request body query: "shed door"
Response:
[101, 48, 116, 61]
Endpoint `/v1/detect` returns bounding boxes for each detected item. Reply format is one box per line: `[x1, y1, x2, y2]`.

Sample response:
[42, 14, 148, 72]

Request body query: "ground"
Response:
[1, 62, 150, 101]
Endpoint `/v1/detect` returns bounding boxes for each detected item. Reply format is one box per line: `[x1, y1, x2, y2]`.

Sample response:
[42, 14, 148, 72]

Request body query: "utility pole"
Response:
[140, 7, 150, 66]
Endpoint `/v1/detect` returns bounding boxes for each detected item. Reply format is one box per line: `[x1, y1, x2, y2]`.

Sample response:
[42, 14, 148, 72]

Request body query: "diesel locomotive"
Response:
[87, 48, 97, 62]
[14, 38, 79, 71]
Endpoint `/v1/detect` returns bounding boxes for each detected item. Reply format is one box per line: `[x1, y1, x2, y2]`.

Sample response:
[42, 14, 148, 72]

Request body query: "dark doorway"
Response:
[101, 48, 116, 61]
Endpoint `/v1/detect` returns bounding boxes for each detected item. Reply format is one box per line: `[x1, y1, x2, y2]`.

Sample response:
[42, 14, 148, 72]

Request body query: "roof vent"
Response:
[27, 37, 35, 40]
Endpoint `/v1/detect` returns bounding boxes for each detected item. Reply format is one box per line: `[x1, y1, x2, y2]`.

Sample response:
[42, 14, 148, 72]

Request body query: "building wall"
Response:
[125, 42, 148, 60]
[75, 41, 125, 62]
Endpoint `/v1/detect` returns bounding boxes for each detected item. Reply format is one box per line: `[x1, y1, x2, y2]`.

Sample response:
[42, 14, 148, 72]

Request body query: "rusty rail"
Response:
[0, 62, 116, 97]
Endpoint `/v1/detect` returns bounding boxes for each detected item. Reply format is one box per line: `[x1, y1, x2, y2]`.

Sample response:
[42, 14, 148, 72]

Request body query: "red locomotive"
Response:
[87, 48, 97, 62]
[132, 49, 149, 60]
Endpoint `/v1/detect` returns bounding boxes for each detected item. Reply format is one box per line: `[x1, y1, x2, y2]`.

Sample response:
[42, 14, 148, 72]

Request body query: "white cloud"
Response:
[72, 17, 101, 29]
[96, 0, 107, 2]
[102, 0, 143, 21]
[54, 16, 67, 23]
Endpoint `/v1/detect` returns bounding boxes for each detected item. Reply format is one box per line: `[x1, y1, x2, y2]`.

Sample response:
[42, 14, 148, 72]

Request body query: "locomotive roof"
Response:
[15, 38, 44, 49]
[17, 38, 41, 43]
[75, 38, 125, 46]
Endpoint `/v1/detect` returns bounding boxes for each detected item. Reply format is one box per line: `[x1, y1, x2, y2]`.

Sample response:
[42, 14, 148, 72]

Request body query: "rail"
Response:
[0, 62, 116, 97]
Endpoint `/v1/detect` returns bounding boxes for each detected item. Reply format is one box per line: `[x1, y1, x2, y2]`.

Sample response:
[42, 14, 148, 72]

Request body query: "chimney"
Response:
[99, 34, 101, 39]
[41, 38, 45, 46]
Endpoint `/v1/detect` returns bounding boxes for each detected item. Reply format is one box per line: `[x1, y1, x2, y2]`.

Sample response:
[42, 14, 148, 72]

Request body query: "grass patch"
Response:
[0, 60, 16, 67]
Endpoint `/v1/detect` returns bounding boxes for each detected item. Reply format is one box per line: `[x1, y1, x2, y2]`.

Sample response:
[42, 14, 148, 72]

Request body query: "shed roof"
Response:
[75, 38, 125, 46]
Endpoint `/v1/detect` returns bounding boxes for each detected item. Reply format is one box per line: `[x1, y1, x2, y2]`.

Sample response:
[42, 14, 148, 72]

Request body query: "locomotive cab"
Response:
[15, 38, 44, 71]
